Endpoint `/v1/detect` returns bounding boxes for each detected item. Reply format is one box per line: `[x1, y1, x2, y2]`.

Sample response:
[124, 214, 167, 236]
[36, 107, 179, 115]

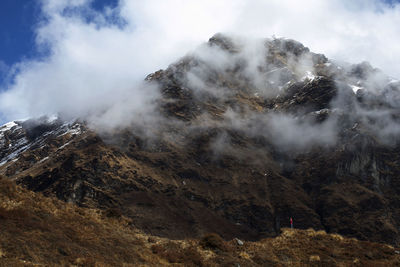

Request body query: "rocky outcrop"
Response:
[2, 34, 400, 246]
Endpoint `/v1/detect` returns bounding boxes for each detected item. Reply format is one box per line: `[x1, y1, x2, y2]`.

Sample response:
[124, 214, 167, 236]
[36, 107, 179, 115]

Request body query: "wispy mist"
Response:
[0, 0, 399, 136]
[161, 34, 400, 151]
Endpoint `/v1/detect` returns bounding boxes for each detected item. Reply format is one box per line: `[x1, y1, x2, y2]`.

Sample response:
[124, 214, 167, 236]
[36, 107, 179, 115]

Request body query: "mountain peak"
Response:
[2, 35, 400, 250]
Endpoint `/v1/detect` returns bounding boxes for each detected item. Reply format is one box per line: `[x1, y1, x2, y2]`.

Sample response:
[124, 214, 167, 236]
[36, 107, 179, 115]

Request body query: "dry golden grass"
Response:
[1, 176, 400, 266]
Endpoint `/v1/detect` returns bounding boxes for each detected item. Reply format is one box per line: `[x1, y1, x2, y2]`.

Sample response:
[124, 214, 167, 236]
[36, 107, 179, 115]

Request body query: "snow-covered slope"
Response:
[0, 117, 85, 168]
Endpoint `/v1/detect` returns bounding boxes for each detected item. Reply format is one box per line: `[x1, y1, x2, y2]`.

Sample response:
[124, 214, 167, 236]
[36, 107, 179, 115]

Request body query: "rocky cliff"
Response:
[1, 34, 400, 247]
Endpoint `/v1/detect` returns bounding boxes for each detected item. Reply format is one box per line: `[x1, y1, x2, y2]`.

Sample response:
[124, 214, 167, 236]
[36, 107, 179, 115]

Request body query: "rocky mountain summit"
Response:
[2, 34, 400, 249]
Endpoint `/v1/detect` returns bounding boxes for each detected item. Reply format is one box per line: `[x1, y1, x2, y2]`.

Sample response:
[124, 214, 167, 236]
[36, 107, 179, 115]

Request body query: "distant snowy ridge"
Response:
[0, 117, 84, 167]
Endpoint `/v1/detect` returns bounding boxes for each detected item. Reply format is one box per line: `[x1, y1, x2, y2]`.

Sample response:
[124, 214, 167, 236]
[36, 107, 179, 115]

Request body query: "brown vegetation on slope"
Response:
[0, 176, 150, 266]
[2, 34, 400, 250]
[1, 176, 400, 266]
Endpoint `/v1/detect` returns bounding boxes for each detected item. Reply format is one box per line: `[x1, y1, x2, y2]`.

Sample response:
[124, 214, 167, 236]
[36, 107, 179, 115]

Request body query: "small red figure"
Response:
[290, 217, 293, 229]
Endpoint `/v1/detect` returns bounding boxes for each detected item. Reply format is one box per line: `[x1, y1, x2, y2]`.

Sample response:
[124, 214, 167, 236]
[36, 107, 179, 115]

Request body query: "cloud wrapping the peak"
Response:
[0, 0, 399, 124]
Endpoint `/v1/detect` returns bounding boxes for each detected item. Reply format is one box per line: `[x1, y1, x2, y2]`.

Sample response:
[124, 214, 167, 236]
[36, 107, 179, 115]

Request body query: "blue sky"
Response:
[0, 0, 400, 124]
[0, 0, 118, 87]
[0, 0, 39, 66]
[0, 0, 399, 87]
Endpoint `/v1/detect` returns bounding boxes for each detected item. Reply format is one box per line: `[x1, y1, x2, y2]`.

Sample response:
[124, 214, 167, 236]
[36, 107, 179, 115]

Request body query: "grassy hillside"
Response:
[1, 176, 400, 266]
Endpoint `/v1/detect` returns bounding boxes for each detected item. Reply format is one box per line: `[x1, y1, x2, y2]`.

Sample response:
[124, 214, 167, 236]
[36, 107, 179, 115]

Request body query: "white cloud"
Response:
[0, 0, 399, 124]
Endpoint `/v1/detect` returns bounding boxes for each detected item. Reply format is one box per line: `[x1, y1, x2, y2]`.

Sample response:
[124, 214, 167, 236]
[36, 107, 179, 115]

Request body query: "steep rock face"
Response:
[2, 34, 400, 245]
